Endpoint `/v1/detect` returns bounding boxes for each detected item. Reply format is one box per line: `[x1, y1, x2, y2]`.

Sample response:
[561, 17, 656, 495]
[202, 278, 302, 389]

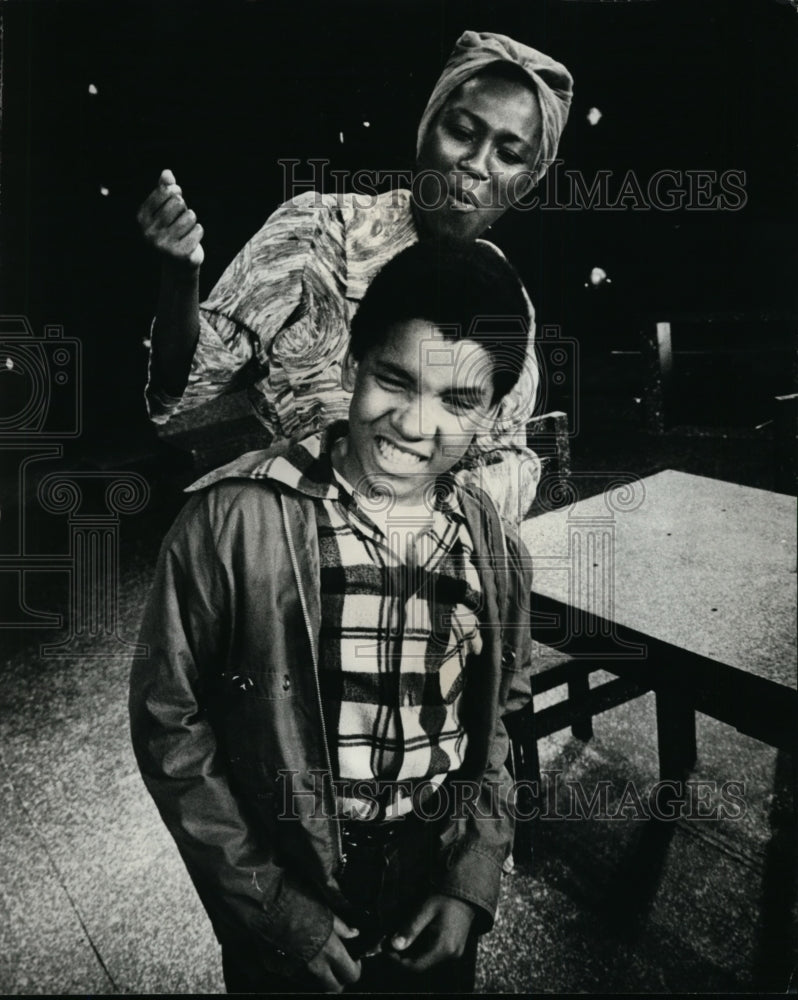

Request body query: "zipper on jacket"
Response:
[280, 496, 345, 869]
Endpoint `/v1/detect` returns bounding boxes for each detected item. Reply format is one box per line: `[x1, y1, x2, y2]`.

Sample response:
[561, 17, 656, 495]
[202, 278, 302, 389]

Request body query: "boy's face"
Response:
[341, 319, 498, 506]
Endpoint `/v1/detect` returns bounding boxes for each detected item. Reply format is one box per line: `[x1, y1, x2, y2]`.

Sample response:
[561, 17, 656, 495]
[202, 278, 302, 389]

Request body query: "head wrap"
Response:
[416, 30, 574, 183]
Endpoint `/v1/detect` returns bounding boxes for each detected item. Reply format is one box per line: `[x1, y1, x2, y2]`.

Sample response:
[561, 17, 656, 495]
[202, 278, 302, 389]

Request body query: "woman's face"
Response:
[414, 72, 543, 243]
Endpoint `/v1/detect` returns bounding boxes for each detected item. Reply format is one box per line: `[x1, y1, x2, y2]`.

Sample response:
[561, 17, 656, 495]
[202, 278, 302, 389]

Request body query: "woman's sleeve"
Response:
[471, 240, 540, 447]
[492, 282, 539, 445]
[144, 192, 337, 433]
[456, 243, 542, 523]
[455, 447, 542, 526]
[128, 492, 333, 978]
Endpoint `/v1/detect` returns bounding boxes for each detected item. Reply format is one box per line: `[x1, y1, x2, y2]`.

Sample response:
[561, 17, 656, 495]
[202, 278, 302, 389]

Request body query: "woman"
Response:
[137, 30, 573, 522]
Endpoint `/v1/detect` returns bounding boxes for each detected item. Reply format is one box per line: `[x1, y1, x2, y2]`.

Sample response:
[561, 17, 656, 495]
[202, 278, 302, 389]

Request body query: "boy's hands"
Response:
[306, 915, 362, 992]
[137, 169, 204, 270]
[302, 896, 476, 987]
[387, 893, 477, 971]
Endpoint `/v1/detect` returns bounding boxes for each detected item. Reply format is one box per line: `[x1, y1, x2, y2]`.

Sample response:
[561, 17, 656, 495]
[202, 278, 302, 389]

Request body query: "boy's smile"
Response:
[335, 319, 497, 506]
[373, 433, 429, 470]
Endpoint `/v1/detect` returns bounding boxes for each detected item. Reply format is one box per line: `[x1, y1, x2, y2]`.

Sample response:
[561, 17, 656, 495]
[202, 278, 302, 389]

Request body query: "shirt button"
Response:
[501, 646, 516, 667]
[282, 675, 291, 692]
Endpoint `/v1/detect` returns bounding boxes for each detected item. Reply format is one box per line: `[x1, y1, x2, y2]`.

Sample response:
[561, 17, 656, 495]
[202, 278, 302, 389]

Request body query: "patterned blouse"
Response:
[146, 189, 542, 521]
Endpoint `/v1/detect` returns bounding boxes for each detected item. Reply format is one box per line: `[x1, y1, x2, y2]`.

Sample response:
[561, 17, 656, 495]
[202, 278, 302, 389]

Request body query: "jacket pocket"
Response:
[224, 668, 296, 702]
[216, 670, 297, 768]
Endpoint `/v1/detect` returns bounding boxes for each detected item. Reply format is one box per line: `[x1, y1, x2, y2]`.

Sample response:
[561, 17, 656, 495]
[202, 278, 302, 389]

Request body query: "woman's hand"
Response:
[137, 169, 204, 270]
[137, 169, 204, 400]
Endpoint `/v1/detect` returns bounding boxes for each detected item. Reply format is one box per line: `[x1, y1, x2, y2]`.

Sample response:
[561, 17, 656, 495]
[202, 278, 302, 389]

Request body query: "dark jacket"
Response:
[129, 451, 533, 979]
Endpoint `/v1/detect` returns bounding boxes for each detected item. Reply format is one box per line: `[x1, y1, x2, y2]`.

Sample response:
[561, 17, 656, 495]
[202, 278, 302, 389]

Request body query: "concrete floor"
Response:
[1, 374, 796, 994]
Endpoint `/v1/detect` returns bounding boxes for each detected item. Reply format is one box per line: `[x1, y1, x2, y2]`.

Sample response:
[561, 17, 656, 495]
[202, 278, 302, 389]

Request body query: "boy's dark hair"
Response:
[349, 242, 530, 404]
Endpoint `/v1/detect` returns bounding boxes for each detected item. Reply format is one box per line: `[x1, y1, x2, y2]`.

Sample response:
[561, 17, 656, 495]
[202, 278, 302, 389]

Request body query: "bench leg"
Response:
[505, 703, 540, 862]
[567, 668, 594, 742]
[512, 735, 540, 863]
[655, 686, 697, 784]
[506, 703, 541, 787]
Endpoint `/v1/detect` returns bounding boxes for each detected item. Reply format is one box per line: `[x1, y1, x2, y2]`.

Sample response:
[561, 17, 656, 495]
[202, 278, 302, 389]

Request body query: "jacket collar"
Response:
[186, 423, 343, 499]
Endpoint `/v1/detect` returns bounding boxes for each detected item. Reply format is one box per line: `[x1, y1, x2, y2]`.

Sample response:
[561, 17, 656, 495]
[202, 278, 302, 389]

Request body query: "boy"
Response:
[130, 242, 534, 993]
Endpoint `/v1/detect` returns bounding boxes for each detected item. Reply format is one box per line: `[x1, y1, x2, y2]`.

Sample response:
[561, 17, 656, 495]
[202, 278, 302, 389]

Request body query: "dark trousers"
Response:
[222, 813, 479, 994]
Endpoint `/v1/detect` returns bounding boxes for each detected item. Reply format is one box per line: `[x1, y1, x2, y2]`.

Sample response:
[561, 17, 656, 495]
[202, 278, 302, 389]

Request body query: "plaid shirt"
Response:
[264, 425, 483, 819]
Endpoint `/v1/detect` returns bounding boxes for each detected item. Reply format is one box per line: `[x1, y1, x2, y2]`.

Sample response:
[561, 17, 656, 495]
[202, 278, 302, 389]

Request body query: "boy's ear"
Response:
[342, 350, 358, 392]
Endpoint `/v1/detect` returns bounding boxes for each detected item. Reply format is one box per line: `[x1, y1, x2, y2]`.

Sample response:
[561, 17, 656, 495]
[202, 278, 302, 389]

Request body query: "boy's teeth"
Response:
[377, 436, 425, 465]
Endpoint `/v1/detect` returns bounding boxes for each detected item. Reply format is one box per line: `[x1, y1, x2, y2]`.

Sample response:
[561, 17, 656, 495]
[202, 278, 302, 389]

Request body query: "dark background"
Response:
[1, 0, 796, 463]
